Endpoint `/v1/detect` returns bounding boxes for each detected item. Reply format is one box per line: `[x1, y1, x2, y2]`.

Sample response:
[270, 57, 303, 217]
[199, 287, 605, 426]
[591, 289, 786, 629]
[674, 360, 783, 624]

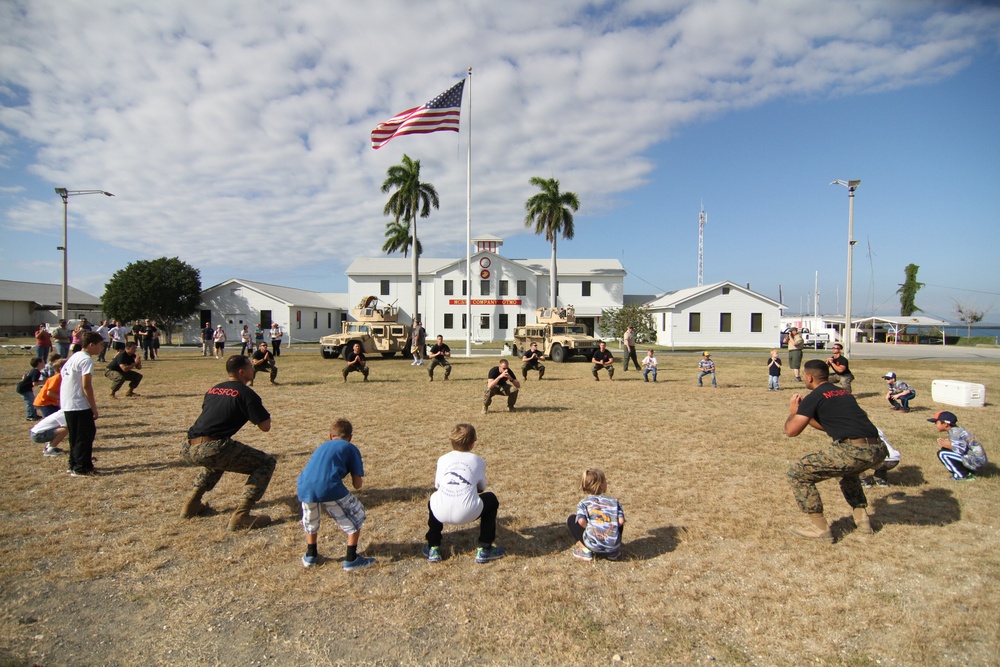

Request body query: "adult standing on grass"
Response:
[34, 324, 52, 362]
[269, 322, 283, 357]
[484, 359, 520, 413]
[95, 319, 110, 363]
[410, 320, 427, 366]
[826, 343, 854, 393]
[180, 355, 277, 531]
[61, 332, 104, 477]
[52, 319, 71, 358]
[111, 320, 129, 353]
[213, 325, 227, 359]
[622, 326, 640, 372]
[784, 359, 887, 542]
[783, 327, 805, 382]
[202, 323, 215, 357]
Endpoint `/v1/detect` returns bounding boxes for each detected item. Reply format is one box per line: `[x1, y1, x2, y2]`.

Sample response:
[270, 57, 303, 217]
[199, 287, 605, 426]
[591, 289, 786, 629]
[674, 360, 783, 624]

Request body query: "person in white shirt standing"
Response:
[269, 323, 283, 357]
[61, 332, 104, 477]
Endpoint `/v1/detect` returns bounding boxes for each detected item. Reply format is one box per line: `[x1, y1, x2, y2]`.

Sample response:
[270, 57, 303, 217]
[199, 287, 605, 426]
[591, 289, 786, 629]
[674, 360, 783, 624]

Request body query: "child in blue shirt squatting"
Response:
[567, 468, 625, 562]
[297, 418, 376, 572]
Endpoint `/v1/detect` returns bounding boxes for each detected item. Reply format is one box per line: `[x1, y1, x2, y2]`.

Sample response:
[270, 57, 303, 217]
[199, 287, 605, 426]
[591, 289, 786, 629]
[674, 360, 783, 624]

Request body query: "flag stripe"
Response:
[371, 80, 465, 149]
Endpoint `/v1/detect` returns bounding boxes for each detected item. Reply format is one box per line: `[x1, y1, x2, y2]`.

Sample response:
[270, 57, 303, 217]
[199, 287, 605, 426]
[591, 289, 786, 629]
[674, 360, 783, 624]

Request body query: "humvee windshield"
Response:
[346, 324, 371, 334]
[551, 325, 586, 335]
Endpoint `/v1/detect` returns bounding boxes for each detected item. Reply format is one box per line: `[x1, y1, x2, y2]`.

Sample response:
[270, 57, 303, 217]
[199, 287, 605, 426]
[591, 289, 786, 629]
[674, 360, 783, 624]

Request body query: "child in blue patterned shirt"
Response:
[567, 468, 625, 562]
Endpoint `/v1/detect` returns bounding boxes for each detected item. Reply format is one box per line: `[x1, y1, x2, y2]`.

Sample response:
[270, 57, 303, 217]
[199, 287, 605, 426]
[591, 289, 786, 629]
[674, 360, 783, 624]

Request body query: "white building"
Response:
[645, 281, 784, 348]
[345, 236, 625, 341]
[0, 280, 103, 336]
[182, 279, 348, 345]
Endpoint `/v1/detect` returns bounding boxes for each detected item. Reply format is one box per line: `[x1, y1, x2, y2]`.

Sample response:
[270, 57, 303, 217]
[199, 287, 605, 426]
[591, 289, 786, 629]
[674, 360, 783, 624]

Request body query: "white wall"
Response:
[654, 289, 782, 348]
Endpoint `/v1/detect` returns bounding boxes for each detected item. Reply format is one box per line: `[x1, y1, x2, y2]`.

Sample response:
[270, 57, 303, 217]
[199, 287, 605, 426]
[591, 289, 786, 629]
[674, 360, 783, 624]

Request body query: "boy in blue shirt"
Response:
[297, 418, 376, 572]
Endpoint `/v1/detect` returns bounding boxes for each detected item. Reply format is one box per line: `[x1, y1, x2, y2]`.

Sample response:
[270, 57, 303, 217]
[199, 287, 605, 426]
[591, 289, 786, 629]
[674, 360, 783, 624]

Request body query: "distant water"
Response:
[942, 326, 1000, 342]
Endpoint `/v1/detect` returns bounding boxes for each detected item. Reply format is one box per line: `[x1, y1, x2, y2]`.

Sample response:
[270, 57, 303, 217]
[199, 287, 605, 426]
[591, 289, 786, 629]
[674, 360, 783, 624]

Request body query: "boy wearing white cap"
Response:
[883, 372, 916, 412]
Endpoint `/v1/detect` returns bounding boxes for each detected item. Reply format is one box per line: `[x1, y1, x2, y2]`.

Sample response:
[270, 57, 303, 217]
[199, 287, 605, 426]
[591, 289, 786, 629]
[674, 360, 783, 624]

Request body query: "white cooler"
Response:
[931, 380, 986, 408]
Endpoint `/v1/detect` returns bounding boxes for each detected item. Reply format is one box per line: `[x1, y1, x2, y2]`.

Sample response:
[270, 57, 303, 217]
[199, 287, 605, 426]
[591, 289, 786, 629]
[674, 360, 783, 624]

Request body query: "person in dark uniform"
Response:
[591, 341, 614, 381]
[427, 335, 452, 381]
[179, 355, 276, 531]
[784, 359, 887, 542]
[520, 342, 545, 381]
[105, 341, 142, 398]
[251, 342, 278, 385]
[484, 359, 520, 413]
[826, 343, 855, 393]
[342, 343, 369, 382]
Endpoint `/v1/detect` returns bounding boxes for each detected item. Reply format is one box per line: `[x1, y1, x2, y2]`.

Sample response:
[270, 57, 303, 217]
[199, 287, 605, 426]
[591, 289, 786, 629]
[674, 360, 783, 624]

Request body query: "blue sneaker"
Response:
[475, 545, 505, 563]
[343, 555, 376, 572]
[422, 545, 442, 562]
[302, 554, 318, 568]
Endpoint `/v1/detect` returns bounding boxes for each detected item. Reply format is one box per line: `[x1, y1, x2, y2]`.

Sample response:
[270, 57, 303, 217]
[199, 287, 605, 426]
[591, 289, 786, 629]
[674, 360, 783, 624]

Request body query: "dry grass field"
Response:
[1, 345, 998, 666]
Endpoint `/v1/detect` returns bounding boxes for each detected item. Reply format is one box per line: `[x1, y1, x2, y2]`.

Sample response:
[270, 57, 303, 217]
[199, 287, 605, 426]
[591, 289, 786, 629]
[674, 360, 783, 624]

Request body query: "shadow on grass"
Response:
[883, 464, 927, 487]
[100, 459, 191, 475]
[871, 487, 961, 526]
[510, 406, 570, 413]
[141, 394, 205, 400]
[621, 525, 684, 560]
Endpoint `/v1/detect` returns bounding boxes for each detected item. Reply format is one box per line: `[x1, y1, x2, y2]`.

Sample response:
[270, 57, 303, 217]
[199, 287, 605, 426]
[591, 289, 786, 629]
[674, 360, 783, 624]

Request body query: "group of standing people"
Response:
[204, 322, 283, 360]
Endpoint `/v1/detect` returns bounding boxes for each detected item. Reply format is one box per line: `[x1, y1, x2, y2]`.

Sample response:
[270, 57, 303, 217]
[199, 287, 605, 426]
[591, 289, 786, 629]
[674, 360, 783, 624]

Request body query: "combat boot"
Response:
[852, 506, 874, 534]
[789, 513, 833, 543]
[227, 498, 272, 531]
[180, 488, 207, 518]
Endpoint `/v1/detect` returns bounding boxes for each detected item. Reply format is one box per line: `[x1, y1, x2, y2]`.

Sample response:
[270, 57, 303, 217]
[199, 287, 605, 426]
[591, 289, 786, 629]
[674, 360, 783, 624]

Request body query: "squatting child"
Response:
[767, 349, 782, 390]
[567, 468, 625, 562]
[929, 411, 988, 481]
[697, 351, 717, 388]
[296, 418, 376, 572]
[423, 423, 504, 564]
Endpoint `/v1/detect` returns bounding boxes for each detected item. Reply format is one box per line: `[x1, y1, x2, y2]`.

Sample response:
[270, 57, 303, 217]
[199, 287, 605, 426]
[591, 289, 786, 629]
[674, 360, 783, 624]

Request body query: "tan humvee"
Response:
[511, 306, 602, 363]
[320, 296, 411, 359]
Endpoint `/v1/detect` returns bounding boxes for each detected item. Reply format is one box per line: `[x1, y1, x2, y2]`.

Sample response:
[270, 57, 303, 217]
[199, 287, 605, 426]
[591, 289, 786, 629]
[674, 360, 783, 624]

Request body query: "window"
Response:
[260, 310, 272, 328]
[444, 280, 454, 296]
[462, 280, 467, 296]
[444, 313, 454, 329]
[517, 314, 526, 327]
[750, 313, 763, 333]
[380, 279, 390, 296]
[417, 280, 422, 296]
[313, 312, 318, 329]
[689, 312, 701, 332]
[517, 280, 526, 296]
[499, 314, 508, 330]
[582, 281, 591, 297]
[327, 313, 332, 329]
[462, 313, 467, 329]
[722, 287, 730, 295]
[499, 280, 509, 296]
[720, 313, 732, 333]
[480, 280, 490, 296]
[556, 281, 559, 296]
[479, 315, 490, 329]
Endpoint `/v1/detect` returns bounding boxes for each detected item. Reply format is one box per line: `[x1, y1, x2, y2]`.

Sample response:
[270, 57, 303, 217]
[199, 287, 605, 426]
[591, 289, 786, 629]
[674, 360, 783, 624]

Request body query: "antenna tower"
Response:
[697, 203, 707, 287]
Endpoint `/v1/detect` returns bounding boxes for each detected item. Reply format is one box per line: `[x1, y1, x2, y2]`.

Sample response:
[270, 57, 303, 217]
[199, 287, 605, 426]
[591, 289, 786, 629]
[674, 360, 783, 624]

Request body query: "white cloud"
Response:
[1, 0, 997, 281]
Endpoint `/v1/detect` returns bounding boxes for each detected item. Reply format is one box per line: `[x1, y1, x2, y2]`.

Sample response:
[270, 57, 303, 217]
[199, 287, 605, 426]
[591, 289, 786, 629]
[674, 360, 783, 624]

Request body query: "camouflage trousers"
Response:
[787, 439, 887, 514]
[592, 364, 614, 380]
[484, 384, 518, 410]
[180, 437, 276, 502]
[428, 357, 451, 379]
[104, 368, 142, 394]
[521, 360, 544, 379]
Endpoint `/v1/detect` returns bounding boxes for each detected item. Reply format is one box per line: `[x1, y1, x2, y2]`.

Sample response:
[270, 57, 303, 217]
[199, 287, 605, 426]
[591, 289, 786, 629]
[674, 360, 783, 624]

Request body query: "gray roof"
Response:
[644, 281, 783, 309]
[205, 279, 346, 310]
[346, 256, 626, 277]
[0, 280, 102, 308]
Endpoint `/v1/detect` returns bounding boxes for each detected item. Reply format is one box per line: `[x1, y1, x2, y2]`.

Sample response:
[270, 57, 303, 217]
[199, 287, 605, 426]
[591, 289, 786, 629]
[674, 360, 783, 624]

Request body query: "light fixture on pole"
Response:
[830, 179, 860, 356]
[54, 188, 115, 322]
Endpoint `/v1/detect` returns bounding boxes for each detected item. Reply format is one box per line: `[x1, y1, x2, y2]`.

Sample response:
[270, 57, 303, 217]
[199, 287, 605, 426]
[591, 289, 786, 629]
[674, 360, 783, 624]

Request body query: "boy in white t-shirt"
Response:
[423, 423, 504, 564]
[60, 332, 104, 477]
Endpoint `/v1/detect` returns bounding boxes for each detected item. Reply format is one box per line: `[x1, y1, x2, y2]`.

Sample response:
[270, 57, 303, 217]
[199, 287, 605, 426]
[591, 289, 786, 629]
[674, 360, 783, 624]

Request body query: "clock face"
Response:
[479, 257, 491, 269]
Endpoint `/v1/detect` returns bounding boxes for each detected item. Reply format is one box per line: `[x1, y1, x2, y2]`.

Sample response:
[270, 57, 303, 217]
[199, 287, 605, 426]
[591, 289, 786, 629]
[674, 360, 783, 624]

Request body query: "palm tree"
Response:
[382, 218, 423, 258]
[381, 154, 439, 323]
[524, 176, 580, 308]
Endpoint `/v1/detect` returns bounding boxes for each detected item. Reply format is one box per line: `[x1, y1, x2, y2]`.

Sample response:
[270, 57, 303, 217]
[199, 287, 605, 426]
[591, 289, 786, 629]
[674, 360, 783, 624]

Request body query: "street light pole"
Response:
[831, 179, 860, 356]
[54, 188, 115, 322]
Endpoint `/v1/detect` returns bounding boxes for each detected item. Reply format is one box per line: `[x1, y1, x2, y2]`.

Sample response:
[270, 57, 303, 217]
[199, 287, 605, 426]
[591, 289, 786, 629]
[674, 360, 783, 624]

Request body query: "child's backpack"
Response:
[962, 433, 988, 471]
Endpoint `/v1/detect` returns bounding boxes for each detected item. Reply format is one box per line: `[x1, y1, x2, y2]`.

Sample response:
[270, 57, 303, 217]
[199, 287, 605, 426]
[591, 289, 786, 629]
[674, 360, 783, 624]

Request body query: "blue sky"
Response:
[2, 0, 999, 324]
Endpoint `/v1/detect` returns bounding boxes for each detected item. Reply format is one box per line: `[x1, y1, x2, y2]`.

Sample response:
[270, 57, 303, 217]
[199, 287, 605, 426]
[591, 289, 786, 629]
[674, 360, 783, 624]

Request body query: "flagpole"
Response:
[465, 66, 473, 357]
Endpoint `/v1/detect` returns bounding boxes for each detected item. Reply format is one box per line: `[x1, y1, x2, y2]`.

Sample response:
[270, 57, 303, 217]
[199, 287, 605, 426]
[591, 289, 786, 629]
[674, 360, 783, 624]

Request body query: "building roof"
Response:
[644, 281, 783, 310]
[849, 315, 950, 327]
[346, 256, 626, 277]
[0, 279, 102, 308]
[204, 278, 347, 310]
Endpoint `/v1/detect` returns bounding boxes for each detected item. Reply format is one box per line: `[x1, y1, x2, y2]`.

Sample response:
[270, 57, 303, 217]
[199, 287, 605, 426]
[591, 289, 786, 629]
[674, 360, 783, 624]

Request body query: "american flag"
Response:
[371, 80, 465, 150]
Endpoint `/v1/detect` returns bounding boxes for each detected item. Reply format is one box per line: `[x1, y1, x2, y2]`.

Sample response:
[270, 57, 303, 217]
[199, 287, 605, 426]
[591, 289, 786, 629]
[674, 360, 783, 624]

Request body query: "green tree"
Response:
[897, 263, 924, 316]
[102, 257, 202, 343]
[381, 154, 438, 322]
[599, 304, 656, 343]
[382, 218, 423, 258]
[953, 300, 991, 338]
[524, 176, 580, 309]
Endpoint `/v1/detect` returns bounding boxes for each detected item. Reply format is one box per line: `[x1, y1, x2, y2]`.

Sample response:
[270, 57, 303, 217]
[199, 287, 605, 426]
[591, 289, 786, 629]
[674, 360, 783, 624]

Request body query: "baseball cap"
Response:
[882, 372, 896, 380]
[927, 411, 958, 425]
[703, 351, 711, 357]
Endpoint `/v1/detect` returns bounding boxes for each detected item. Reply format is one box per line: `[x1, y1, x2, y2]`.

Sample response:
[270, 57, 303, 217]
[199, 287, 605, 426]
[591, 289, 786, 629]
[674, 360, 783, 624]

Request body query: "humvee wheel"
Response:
[511, 344, 518, 357]
[321, 349, 334, 359]
[381, 351, 397, 358]
[550, 344, 566, 363]
[341, 342, 357, 358]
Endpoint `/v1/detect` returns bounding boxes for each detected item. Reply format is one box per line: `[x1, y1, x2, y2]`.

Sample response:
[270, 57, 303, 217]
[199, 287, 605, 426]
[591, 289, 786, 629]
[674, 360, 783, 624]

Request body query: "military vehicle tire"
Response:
[511, 344, 518, 357]
[381, 351, 397, 358]
[550, 344, 566, 363]
[321, 349, 335, 359]
[341, 342, 359, 358]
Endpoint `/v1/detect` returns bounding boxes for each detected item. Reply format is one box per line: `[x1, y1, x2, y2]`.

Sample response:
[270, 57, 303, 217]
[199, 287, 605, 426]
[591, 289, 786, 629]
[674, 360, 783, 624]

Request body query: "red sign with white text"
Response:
[448, 299, 522, 306]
